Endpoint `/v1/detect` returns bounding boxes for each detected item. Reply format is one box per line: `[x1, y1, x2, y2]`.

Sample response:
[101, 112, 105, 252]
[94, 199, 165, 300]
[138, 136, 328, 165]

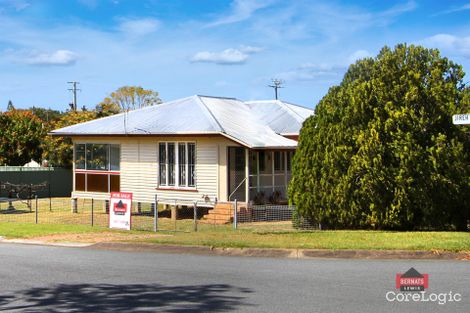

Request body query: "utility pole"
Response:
[67, 81, 81, 111]
[268, 79, 284, 100]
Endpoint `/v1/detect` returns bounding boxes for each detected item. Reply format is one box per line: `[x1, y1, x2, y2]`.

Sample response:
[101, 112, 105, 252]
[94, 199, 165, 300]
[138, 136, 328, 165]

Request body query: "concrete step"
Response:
[199, 218, 232, 225]
[207, 209, 233, 215]
[200, 202, 249, 224]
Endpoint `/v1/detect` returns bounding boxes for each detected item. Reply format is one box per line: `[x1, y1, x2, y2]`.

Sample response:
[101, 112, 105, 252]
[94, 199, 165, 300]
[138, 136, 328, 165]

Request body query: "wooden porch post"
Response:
[245, 148, 249, 203]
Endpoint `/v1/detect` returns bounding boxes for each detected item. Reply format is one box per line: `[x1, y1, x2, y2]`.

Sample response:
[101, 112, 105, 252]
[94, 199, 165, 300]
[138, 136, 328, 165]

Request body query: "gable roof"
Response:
[245, 100, 313, 135]
[51, 95, 314, 149]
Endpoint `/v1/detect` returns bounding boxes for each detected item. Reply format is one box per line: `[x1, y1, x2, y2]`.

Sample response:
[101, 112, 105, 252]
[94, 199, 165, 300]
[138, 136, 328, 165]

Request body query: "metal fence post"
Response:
[91, 198, 94, 227]
[233, 199, 238, 229]
[35, 195, 38, 224]
[193, 201, 198, 232]
[48, 182, 52, 211]
[154, 195, 158, 232]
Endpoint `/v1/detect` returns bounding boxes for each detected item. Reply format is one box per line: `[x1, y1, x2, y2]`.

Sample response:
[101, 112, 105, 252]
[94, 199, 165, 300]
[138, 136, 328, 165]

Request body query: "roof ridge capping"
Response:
[245, 99, 313, 111]
[194, 95, 225, 133]
[197, 94, 238, 100]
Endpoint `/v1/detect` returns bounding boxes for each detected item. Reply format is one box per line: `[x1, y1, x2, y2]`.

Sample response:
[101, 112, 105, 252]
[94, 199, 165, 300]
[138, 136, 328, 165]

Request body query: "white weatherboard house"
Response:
[52, 95, 313, 208]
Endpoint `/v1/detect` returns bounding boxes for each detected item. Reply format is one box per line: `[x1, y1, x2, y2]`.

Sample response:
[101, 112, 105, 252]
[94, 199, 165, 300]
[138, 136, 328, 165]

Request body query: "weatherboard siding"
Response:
[120, 141, 158, 203]
[71, 136, 238, 205]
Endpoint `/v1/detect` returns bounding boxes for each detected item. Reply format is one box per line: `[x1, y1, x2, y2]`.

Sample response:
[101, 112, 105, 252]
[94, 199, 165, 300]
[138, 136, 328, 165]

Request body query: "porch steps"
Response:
[199, 202, 248, 225]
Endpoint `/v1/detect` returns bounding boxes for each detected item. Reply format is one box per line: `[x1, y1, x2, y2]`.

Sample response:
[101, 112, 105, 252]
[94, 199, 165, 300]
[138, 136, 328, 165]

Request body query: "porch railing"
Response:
[228, 177, 247, 201]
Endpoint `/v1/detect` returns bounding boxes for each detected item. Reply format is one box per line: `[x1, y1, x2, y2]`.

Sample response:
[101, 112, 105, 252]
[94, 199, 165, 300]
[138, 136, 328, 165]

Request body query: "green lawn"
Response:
[141, 229, 470, 252]
[0, 223, 107, 238]
[0, 223, 469, 252]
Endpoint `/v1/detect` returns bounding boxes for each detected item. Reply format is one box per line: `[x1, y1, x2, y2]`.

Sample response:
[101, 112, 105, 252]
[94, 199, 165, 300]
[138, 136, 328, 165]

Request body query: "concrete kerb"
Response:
[0, 238, 93, 248]
[1, 237, 469, 260]
[88, 242, 470, 260]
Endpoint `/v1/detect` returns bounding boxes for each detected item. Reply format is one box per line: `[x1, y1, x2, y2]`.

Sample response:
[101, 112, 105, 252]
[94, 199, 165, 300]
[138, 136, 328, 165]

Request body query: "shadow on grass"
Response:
[0, 209, 31, 215]
[0, 283, 253, 312]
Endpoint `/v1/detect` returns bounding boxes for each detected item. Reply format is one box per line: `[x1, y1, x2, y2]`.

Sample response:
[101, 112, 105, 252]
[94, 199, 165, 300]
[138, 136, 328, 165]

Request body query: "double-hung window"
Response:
[159, 142, 196, 188]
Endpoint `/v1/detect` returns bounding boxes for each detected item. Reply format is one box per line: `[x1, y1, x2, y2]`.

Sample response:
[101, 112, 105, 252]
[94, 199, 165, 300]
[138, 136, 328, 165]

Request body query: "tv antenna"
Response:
[268, 79, 284, 100]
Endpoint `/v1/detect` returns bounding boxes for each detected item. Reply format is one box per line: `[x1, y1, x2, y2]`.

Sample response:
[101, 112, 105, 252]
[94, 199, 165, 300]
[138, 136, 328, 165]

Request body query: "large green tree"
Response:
[289, 44, 470, 230]
[96, 86, 162, 115]
[0, 110, 46, 165]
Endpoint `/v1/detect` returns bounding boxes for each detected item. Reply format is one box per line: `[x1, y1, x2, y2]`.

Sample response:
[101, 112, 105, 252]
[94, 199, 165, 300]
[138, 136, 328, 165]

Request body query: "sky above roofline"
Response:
[0, 0, 469, 111]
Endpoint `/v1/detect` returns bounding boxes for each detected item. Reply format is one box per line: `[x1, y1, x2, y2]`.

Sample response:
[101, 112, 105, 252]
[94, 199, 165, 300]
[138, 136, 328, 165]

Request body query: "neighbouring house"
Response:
[51, 95, 313, 209]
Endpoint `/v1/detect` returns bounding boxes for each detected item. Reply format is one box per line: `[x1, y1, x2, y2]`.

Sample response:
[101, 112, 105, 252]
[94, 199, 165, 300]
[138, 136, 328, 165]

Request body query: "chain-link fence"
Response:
[236, 204, 318, 232]
[155, 198, 200, 232]
[0, 197, 318, 233]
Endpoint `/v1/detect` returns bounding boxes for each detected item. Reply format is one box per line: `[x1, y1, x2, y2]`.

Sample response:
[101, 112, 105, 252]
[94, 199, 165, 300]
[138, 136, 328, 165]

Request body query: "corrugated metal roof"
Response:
[245, 100, 314, 135]
[52, 95, 312, 148]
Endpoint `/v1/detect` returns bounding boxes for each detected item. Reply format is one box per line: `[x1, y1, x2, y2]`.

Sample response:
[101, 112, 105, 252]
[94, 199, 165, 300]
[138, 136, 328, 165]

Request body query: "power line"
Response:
[268, 79, 285, 100]
[67, 81, 81, 111]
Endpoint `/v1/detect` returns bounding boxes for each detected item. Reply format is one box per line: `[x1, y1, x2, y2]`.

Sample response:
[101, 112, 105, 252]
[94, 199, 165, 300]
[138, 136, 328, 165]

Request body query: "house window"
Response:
[178, 143, 186, 186]
[159, 143, 167, 185]
[274, 151, 284, 172]
[74, 144, 120, 193]
[188, 143, 196, 187]
[159, 142, 196, 188]
[168, 143, 175, 186]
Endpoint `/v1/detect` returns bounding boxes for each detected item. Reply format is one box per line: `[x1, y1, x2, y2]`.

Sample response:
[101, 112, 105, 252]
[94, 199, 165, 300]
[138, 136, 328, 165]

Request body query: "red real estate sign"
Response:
[109, 192, 132, 230]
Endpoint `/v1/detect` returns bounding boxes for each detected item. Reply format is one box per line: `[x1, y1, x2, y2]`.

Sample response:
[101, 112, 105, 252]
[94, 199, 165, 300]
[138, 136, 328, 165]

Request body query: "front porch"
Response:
[227, 147, 294, 204]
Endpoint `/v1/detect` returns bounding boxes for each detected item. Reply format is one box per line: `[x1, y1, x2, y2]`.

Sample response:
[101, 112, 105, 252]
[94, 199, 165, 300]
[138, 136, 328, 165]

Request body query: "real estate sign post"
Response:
[109, 192, 132, 230]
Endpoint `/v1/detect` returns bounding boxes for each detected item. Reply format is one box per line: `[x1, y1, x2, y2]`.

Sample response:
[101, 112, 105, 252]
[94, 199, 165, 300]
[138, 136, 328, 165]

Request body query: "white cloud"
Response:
[77, 0, 98, 9]
[247, 1, 417, 44]
[0, 0, 30, 11]
[191, 48, 248, 65]
[277, 63, 345, 81]
[118, 18, 160, 36]
[348, 50, 372, 63]
[25, 50, 78, 66]
[432, 3, 470, 16]
[239, 45, 263, 53]
[191, 45, 263, 65]
[421, 34, 470, 59]
[205, 0, 274, 28]
[378, 0, 417, 19]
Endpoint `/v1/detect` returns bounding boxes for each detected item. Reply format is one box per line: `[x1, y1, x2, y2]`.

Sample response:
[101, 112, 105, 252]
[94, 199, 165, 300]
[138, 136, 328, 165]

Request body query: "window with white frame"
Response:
[159, 142, 196, 188]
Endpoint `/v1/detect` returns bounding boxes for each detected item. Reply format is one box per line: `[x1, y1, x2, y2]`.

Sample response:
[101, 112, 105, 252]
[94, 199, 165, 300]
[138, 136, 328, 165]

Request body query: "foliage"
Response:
[96, 85, 162, 113]
[42, 110, 97, 167]
[30, 106, 64, 123]
[0, 109, 46, 165]
[289, 44, 470, 230]
[95, 97, 121, 117]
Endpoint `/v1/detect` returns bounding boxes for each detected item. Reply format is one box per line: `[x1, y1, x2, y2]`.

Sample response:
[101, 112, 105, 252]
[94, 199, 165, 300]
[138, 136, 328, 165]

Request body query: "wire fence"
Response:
[237, 204, 318, 232]
[0, 197, 318, 232]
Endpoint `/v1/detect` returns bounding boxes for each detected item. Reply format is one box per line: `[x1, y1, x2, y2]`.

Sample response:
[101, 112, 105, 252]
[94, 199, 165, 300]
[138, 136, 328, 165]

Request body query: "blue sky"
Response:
[0, 0, 469, 111]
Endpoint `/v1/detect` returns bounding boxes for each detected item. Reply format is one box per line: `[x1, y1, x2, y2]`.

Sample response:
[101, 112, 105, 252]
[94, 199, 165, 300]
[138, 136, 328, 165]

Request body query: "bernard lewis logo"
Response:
[386, 267, 462, 305]
[396, 267, 428, 291]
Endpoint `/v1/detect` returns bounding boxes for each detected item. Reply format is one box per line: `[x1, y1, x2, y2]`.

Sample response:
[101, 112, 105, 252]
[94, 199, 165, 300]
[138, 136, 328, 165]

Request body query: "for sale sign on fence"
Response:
[109, 192, 132, 230]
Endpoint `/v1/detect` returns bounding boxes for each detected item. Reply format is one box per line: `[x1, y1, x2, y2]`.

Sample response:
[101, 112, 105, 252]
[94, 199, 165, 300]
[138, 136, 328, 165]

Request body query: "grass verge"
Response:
[0, 223, 130, 239]
[0, 223, 469, 252]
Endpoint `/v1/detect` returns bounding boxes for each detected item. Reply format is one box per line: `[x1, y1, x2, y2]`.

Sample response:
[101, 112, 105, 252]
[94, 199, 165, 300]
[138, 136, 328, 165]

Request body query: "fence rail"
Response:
[0, 197, 318, 232]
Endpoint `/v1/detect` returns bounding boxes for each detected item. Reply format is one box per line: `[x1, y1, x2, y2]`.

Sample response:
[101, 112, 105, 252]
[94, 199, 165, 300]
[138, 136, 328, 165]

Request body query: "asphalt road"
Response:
[0, 243, 468, 312]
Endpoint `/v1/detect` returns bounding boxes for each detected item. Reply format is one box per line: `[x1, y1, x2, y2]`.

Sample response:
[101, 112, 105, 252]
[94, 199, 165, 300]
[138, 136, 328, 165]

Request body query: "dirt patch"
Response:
[30, 232, 172, 244]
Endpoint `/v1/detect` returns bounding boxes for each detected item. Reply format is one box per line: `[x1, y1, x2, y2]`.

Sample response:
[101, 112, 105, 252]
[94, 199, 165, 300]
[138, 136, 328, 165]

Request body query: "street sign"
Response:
[109, 192, 132, 230]
[453, 114, 470, 125]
